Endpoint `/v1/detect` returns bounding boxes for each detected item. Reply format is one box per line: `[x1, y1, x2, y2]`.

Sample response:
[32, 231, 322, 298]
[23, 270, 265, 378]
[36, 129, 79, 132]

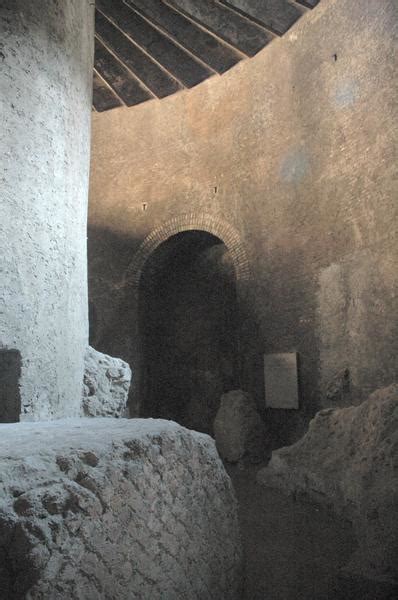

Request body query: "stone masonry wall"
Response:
[88, 0, 398, 445]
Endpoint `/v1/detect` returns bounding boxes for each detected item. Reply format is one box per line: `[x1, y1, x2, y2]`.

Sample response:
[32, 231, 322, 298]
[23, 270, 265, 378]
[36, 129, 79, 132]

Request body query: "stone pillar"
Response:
[0, 1, 94, 420]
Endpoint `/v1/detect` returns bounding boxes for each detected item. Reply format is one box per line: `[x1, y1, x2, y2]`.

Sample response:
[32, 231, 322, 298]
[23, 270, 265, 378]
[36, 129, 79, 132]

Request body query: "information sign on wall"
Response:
[264, 352, 299, 409]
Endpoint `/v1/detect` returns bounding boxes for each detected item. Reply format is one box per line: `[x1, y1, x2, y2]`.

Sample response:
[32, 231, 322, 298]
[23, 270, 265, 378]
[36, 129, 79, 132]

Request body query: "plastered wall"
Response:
[0, 1, 94, 420]
[89, 0, 398, 444]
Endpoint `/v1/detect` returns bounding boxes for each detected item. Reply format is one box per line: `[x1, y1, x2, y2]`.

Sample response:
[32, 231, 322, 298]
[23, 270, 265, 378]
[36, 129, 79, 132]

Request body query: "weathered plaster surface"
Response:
[0, 418, 242, 599]
[0, 1, 94, 419]
[89, 0, 398, 443]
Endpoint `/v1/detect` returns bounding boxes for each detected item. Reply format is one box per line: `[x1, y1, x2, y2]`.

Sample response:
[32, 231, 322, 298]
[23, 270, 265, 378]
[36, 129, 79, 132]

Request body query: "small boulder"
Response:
[82, 346, 131, 418]
[214, 390, 266, 463]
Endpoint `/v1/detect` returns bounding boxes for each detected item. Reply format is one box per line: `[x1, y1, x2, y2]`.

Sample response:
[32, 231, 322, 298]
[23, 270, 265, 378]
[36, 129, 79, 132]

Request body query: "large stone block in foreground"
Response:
[257, 385, 398, 583]
[0, 419, 242, 599]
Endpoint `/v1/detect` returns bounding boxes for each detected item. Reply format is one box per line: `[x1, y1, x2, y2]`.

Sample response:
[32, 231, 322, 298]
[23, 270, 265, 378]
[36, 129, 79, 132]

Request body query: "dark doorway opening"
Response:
[0, 350, 21, 423]
[139, 230, 240, 434]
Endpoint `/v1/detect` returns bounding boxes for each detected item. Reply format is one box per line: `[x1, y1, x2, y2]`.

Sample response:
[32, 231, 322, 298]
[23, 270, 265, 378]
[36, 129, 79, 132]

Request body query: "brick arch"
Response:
[125, 213, 250, 296]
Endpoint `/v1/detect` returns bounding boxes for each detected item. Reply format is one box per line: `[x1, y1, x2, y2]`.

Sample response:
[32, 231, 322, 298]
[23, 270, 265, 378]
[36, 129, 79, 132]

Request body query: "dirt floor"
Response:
[227, 465, 398, 600]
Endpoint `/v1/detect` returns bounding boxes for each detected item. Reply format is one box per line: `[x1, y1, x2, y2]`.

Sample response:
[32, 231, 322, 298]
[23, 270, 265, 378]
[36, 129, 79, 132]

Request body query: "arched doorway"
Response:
[138, 230, 240, 434]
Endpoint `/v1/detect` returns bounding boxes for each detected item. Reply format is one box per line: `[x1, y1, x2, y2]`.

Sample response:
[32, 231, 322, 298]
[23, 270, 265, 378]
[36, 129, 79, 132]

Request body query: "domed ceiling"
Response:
[93, 0, 320, 112]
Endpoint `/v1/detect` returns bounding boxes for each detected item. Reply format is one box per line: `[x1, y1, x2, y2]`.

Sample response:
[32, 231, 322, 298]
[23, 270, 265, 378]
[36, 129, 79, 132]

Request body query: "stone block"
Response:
[214, 389, 266, 463]
[82, 346, 131, 418]
[0, 418, 242, 599]
[257, 385, 398, 583]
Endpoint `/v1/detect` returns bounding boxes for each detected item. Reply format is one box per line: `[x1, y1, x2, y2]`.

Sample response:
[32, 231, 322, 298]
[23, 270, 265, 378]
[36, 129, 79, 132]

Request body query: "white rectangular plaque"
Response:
[264, 352, 299, 409]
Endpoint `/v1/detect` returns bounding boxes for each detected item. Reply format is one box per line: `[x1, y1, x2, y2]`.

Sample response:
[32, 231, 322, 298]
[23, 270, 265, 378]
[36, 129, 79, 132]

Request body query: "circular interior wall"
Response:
[139, 230, 240, 434]
[0, 1, 94, 420]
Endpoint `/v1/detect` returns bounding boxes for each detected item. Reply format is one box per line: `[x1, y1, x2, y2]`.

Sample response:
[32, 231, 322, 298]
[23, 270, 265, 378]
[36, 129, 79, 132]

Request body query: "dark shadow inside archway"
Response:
[138, 230, 240, 434]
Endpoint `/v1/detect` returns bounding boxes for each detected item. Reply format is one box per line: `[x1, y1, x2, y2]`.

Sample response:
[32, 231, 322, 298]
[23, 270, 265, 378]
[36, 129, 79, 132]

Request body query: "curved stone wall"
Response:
[89, 0, 398, 444]
[0, 1, 94, 420]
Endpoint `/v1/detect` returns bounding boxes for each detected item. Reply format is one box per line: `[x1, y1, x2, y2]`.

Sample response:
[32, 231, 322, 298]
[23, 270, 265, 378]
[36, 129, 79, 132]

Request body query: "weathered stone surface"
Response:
[0, 418, 242, 599]
[82, 346, 131, 418]
[0, 1, 94, 420]
[89, 0, 398, 447]
[257, 385, 398, 583]
[214, 390, 266, 463]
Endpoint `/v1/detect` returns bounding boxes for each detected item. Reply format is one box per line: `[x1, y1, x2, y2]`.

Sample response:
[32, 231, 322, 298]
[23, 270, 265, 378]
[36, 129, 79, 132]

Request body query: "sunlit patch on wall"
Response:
[333, 80, 359, 108]
[280, 147, 310, 184]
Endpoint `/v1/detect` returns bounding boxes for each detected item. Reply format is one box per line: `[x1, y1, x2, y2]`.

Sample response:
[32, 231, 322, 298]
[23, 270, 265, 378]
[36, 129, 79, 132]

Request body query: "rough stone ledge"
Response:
[0, 418, 242, 599]
[257, 385, 398, 584]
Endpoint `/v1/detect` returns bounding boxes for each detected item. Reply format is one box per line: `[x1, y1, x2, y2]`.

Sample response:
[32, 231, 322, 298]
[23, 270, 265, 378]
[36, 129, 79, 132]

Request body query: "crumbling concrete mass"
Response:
[0, 418, 242, 599]
[257, 385, 398, 583]
[82, 346, 131, 418]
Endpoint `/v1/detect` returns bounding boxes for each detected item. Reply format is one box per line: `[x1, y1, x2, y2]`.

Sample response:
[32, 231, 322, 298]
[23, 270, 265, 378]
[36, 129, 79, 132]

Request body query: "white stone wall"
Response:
[0, 1, 94, 420]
